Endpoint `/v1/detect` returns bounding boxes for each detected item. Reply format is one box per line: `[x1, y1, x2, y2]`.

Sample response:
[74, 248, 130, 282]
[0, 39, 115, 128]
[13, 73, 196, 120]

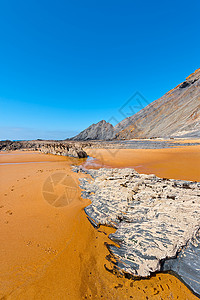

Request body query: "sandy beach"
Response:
[0, 150, 199, 299]
[1, 1, 199, 298]
[85, 145, 200, 182]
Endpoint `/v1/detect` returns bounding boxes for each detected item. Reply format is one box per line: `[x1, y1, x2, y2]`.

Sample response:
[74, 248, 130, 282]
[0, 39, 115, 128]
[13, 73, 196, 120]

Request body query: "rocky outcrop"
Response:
[0, 140, 88, 158]
[164, 232, 200, 296]
[39, 143, 87, 158]
[0, 140, 38, 151]
[71, 120, 115, 140]
[72, 68, 200, 140]
[74, 166, 200, 282]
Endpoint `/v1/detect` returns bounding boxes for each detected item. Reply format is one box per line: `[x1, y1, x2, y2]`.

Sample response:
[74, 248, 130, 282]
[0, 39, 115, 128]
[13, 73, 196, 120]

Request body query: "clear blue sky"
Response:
[0, 0, 199, 140]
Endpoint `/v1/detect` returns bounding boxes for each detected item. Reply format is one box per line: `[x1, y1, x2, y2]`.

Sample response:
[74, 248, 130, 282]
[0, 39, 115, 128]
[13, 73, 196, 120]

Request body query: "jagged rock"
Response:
[163, 232, 200, 296]
[73, 166, 200, 281]
[39, 143, 87, 158]
[0, 140, 88, 158]
[0, 140, 38, 151]
[71, 120, 115, 140]
[76, 150, 88, 158]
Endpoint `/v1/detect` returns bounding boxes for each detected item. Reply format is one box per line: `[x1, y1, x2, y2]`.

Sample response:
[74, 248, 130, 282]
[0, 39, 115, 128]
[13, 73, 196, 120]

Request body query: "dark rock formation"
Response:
[71, 120, 115, 140]
[40, 143, 87, 158]
[163, 232, 200, 296]
[0, 140, 37, 151]
[0, 140, 88, 158]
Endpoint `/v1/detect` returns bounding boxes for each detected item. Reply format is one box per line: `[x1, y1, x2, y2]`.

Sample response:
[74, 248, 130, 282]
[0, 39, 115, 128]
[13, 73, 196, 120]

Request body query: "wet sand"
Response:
[0, 151, 198, 299]
[85, 145, 200, 182]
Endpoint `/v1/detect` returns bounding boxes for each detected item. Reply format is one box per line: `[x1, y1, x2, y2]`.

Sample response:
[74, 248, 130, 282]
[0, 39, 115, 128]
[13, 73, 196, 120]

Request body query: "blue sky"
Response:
[0, 0, 199, 140]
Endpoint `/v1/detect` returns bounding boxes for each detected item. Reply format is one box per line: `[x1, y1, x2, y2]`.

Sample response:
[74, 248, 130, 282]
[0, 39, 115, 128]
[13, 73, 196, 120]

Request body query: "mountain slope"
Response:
[115, 68, 200, 139]
[71, 68, 200, 140]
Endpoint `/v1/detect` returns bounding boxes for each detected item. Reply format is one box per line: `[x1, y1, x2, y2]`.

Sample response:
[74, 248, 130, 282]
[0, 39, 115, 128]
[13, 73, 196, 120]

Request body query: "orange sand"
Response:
[86, 145, 200, 181]
[170, 139, 200, 144]
[0, 151, 198, 299]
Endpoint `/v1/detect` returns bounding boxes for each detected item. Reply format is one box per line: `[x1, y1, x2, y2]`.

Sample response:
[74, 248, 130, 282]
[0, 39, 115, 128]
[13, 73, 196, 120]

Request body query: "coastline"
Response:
[84, 145, 200, 181]
[0, 150, 199, 299]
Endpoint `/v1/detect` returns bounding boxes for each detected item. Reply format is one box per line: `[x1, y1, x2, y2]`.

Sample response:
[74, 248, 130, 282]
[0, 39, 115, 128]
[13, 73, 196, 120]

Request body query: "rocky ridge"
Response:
[0, 140, 87, 158]
[39, 143, 87, 158]
[115, 68, 200, 139]
[73, 166, 200, 293]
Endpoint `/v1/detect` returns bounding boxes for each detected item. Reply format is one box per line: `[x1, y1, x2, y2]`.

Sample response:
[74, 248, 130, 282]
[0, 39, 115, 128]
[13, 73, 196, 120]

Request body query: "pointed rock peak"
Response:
[71, 119, 115, 140]
[98, 120, 110, 125]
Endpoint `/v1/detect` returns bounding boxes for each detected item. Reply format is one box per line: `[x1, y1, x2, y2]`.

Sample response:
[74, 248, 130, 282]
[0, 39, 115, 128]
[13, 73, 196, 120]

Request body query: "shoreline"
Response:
[0, 150, 199, 299]
[84, 145, 200, 182]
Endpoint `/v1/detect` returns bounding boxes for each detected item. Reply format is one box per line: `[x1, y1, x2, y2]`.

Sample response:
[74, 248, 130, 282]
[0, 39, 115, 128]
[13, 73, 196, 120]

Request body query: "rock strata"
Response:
[164, 232, 200, 296]
[0, 140, 87, 158]
[39, 143, 87, 158]
[74, 166, 200, 283]
[72, 68, 200, 140]
[0, 140, 37, 151]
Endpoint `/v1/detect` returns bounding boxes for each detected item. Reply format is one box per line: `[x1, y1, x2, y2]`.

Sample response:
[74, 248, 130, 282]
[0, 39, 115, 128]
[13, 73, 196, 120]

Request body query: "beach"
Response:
[0, 150, 199, 299]
[1, 1, 199, 298]
[85, 145, 200, 181]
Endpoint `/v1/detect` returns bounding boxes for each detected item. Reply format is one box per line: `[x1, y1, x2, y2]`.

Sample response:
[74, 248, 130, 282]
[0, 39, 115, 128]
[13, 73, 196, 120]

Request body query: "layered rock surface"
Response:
[72, 68, 200, 140]
[0, 140, 87, 158]
[74, 166, 200, 288]
[164, 232, 200, 296]
[39, 143, 87, 158]
[0, 140, 38, 151]
[115, 68, 200, 139]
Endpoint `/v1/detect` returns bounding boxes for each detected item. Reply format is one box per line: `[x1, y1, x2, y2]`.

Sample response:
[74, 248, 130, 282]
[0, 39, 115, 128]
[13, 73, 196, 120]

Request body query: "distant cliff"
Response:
[72, 120, 115, 140]
[72, 68, 200, 140]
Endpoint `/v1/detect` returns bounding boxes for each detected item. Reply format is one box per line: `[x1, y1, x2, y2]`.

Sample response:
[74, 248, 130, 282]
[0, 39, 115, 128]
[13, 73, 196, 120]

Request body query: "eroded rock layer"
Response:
[39, 143, 87, 158]
[164, 232, 200, 296]
[73, 166, 200, 290]
[0, 140, 87, 158]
